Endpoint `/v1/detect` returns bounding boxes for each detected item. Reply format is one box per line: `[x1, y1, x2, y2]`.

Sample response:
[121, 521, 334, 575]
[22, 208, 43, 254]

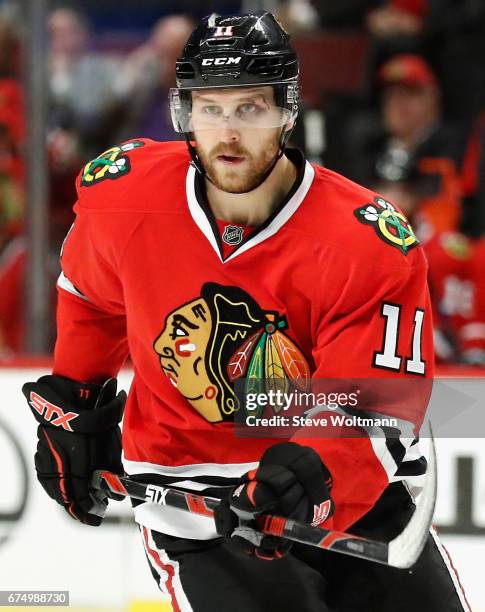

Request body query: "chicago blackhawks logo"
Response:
[81, 140, 145, 186]
[354, 197, 419, 254]
[153, 283, 310, 423]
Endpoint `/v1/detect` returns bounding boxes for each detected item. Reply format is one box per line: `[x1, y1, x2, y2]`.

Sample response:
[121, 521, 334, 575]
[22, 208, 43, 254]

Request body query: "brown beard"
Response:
[196, 138, 280, 194]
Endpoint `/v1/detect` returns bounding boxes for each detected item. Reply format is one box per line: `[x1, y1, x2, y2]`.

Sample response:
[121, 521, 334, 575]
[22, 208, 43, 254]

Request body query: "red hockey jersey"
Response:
[54, 139, 434, 538]
[424, 232, 485, 362]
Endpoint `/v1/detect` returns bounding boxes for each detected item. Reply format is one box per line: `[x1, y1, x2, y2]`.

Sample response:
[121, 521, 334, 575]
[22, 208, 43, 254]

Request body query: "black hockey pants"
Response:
[140, 483, 470, 612]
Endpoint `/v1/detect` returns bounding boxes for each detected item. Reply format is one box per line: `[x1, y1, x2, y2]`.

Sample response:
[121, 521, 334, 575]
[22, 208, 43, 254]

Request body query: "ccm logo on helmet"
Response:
[201, 56, 242, 66]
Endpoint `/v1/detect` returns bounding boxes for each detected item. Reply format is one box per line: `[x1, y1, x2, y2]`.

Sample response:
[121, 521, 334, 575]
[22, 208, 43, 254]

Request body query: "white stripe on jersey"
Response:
[123, 455, 257, 478]
[305, 403, 427, 489]
[163, 479, 233, 491]
[135, 496, 218, 540]
[124, 455, 257, 538]
[57, 271, 90, 301]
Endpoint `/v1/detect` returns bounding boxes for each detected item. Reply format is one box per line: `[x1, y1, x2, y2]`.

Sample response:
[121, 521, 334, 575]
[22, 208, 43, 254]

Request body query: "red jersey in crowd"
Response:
[0, 236, 25, 353]
[424, 232, 485, 363]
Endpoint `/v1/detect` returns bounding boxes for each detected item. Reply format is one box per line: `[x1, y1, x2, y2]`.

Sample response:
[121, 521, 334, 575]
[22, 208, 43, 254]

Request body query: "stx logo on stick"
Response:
[146, 484, 169, 505]
[28, 392, 79, 431]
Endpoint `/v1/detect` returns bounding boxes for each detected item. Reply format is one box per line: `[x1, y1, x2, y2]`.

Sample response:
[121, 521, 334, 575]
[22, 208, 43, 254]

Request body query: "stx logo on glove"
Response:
[28, 391, 79, 431]
[311, 500, 332, 527]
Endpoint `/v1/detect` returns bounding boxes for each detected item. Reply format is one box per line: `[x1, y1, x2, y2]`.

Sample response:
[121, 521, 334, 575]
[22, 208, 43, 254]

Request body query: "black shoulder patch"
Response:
[354, 196, 419, 255]
[81, 140, 145, 187]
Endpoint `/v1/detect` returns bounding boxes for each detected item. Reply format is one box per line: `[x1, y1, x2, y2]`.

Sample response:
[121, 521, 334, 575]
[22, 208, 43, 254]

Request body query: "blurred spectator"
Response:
[48, 7, 125, 161]
[0, 121, 23, 239]
[366, 1, 426, 40]
[47, 7, 127, 249]
[424, 232, 485, 366]
[0, 114, 25, 355]
[364, 1, 485, 125]
[115, 14, 195, 142]
[0, 13, 24, 355]
[449, 108, 485, 363]
[423, 0, 485, 127]
[465, 237, 485, 364]
[0, 9, 20, 72]
[332, 52, 484, 365]
[47, 0, 241, 31]
[363, 0, 428, 93]
[345, 54, 465, 241]
[0, 231, 25, 356]
[276, 0, 320, 34]
[0, 12, 24, 228]
[460, 110, 485, 237]
[305, 0, 425, 34]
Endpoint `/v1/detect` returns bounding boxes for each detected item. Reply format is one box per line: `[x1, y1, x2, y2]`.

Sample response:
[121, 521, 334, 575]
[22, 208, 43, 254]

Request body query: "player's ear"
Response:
[284, 117, 295, 132]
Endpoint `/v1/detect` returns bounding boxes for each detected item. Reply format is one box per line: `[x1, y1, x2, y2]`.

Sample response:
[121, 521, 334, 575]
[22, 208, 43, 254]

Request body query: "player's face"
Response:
[191, 86, 285, 193]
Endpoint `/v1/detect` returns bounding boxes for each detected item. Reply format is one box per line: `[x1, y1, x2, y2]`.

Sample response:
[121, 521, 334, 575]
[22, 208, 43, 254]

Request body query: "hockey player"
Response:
[22, 13, 469, 612]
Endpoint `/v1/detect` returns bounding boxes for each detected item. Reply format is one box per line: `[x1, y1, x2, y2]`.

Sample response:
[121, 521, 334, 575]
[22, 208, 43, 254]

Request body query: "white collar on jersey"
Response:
[185, 154, 315, 264]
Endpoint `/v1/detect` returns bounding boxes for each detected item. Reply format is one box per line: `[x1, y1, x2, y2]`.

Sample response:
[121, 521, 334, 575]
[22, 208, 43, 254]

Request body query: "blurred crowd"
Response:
[0, 0, 484, 366]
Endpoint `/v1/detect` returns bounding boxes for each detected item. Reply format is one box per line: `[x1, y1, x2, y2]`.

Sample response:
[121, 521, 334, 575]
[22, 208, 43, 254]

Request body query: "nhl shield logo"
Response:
[222, 225, 244, 246]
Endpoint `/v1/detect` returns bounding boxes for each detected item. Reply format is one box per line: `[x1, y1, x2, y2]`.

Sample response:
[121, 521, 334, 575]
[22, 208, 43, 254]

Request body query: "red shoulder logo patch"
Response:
[81, 140, 145, 187]
[354, 197, 419, 255]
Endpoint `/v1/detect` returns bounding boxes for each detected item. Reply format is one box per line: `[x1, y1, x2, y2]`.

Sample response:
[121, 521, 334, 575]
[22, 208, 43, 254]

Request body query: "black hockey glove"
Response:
[22, 375, 126, 526]
[215, 442, 334, 560]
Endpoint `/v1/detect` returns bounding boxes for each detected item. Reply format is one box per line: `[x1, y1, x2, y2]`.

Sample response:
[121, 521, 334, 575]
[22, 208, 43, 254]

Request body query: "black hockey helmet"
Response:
[170, 12, 299, 187]
[175, 12, 298, 89]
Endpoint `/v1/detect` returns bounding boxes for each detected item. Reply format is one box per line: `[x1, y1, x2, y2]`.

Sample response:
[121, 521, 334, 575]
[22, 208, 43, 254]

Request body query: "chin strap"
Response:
[184, 123, 294, 194]
[185, 135, 206, 176]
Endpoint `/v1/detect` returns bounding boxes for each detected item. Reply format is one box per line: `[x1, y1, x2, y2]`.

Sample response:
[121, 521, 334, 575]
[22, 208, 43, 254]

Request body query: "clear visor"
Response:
[170, 85, 297, 133]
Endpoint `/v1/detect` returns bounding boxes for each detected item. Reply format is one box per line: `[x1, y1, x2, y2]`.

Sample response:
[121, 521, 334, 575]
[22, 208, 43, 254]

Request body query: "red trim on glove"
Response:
[246, 481, 258, 507]
[42, 430, 69, 504]
[67, 502, 80, 521]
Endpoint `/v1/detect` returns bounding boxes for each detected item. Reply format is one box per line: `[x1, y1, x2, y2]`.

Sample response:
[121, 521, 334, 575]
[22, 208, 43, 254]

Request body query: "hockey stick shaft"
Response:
[92, 433, 436, 569]
[92, 470, 388, 563]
